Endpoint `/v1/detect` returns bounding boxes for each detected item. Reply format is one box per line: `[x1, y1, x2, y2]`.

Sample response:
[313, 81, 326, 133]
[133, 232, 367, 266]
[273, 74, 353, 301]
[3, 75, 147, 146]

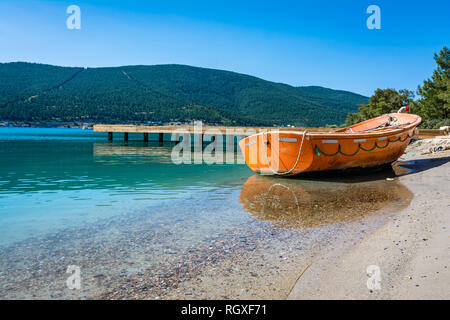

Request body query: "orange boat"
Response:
[238, 112, 421, 176]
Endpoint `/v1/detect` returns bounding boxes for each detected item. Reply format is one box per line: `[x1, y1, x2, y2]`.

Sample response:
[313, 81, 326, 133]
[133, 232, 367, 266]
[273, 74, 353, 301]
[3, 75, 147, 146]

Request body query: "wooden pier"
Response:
[93, 124, 448, 142]
[93, 124, 335, 143]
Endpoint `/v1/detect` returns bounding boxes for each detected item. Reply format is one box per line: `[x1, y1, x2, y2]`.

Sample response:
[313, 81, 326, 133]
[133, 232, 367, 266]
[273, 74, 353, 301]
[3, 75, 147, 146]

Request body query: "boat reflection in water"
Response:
[239, 175, 413, 228]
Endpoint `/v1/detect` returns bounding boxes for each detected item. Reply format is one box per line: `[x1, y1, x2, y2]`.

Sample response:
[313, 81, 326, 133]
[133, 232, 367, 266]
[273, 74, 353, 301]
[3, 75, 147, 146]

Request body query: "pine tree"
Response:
[416, 46, 449, 121]
[346, 89, 413, 125]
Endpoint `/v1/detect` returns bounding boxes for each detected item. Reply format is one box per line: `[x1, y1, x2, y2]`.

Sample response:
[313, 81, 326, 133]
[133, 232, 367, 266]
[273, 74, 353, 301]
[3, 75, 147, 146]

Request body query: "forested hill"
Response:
[0, 62, 368, 126]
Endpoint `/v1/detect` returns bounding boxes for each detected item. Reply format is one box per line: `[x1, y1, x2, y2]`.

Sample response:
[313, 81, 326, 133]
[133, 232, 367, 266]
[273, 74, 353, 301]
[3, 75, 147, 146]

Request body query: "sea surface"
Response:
[0, 127, 412, 299]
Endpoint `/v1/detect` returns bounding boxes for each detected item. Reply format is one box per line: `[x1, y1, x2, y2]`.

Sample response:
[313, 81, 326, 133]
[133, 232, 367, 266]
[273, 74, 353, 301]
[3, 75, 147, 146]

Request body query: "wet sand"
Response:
[289, 138, 450, 299]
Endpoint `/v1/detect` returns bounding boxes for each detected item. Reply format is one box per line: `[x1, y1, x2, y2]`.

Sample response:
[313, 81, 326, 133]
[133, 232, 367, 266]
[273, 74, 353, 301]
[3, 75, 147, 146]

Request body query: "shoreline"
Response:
[0, 137, 448, 300]
[288, 140, 450, 299]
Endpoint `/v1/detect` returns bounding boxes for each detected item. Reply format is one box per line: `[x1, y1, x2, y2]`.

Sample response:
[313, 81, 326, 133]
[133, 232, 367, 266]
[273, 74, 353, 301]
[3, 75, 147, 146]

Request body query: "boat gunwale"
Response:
[242, 113, 421, 141]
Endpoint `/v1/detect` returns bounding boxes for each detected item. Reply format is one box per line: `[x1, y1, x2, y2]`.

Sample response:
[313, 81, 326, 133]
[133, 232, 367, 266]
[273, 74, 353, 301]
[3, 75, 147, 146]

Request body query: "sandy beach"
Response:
[289, 138, 450, 299]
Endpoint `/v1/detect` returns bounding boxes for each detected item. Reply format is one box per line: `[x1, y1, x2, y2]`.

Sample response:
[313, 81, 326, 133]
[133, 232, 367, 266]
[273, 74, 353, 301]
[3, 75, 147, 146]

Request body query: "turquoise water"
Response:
[0, 127, 415, 299]
[0, 127, 251, 246]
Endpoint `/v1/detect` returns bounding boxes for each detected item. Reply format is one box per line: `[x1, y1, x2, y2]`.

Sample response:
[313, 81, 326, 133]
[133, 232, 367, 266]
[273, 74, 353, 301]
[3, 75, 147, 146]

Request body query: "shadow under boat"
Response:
[239, 174, 413, 229]
[269, 155, 450, 183]
[393, 156, 450, 176]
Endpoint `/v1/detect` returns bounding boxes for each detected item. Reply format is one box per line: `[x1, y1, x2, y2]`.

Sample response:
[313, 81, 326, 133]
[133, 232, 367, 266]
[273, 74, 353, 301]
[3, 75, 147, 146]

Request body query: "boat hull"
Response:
[238, 113, 421, 176]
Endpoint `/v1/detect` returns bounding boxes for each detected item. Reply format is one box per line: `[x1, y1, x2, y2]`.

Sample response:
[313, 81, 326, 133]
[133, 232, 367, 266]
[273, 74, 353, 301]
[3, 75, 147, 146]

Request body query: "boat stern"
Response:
[238, 131, 314, 175]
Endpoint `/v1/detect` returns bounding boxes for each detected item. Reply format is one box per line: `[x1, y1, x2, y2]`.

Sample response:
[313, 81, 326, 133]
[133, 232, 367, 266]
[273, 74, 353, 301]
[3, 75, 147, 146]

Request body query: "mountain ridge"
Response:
[0, 62, 369, 126]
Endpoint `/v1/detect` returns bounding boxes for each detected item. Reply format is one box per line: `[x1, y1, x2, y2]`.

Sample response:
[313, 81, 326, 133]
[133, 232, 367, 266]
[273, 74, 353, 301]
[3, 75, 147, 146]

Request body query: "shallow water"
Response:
[240, 175, 412, 228]
[0, 128, 250, 245]
[0, 127, 413, 299]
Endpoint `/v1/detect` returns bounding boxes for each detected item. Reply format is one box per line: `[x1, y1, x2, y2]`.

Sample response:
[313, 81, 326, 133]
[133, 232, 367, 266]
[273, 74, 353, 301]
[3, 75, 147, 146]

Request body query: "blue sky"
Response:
[0, 0, 448, 96]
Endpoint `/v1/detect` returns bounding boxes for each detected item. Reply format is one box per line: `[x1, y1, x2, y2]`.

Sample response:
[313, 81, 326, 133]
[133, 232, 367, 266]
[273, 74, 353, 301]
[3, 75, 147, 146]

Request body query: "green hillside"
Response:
[0, 62, 368, 126]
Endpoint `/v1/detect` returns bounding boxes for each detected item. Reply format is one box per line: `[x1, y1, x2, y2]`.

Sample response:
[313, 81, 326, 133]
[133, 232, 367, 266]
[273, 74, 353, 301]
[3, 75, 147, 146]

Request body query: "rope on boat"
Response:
[263, 131, 308, 175]
[358, 114, 400, 133]
[315, 131, 415, 157]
